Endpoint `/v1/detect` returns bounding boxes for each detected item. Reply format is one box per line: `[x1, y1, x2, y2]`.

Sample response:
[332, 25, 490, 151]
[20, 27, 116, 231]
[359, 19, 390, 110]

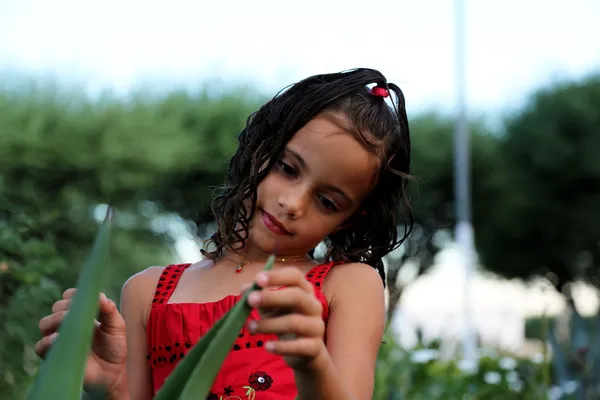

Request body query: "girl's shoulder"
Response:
[121, 264, 190, 328]
[321, 262, 384, 305]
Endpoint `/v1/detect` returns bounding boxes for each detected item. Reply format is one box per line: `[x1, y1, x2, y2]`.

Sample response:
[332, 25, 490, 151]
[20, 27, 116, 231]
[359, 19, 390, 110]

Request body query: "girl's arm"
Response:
[116, 268, 164, 400]
[295, 262, 386, 400]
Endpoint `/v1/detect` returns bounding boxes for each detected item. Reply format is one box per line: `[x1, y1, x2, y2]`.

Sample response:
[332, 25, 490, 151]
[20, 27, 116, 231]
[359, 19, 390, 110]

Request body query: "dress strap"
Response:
[306, 261, 338, 289]
[151, 263, 191, 307]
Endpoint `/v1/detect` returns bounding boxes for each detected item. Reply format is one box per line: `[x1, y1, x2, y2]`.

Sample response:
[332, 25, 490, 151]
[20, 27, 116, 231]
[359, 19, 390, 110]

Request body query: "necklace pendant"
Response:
[235, 264, 243, 274]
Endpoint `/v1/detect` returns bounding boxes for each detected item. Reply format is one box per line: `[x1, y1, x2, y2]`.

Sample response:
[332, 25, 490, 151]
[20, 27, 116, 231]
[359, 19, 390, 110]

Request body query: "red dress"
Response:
[146, 261, 337, 400]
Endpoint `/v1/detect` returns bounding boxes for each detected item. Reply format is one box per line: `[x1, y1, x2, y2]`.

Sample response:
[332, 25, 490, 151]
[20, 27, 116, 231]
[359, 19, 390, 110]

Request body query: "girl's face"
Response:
[246, 112, 380, 257]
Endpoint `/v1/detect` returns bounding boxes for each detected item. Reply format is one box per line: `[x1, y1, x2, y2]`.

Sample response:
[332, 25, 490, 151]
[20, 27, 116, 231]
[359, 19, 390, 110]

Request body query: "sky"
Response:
[1, 0, 599, 117]
[2, 0, 599, 349]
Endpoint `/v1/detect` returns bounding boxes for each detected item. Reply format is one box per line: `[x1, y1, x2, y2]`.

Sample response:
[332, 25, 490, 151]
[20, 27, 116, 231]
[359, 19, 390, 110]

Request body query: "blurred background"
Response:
[1, 0, 599, 398]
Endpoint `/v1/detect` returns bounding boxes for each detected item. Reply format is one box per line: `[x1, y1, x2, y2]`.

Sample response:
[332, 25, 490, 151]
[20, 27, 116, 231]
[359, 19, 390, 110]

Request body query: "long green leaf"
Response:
[177, 254, 275, 400]
[28, 206, 113, 400]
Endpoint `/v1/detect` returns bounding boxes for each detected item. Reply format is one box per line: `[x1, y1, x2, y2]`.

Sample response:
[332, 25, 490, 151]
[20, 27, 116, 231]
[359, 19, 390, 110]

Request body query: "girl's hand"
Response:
[34, 289, 128, 397]
[246, 267, 326, 371]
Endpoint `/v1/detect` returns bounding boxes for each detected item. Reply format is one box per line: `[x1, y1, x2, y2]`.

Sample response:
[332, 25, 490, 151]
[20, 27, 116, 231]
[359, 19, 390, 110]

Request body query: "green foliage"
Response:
[28, 208, 113, 400]
[0, 79, 262, 399]
[0, 176, 65, 398]
[384, 114, 502, 321]
[544, 306, 600, 398]
[475, 74, 600, 289]
[373, 334, 554, 399]
[525, 315, 597, 341]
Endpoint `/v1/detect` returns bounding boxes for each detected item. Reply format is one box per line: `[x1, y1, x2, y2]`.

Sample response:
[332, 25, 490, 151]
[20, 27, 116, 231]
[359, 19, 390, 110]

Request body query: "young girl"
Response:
[35, 68, 413, 400]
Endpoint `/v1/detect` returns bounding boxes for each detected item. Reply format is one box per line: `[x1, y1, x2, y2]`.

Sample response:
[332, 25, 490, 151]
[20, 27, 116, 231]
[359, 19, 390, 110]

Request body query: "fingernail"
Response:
[49, 332, 58, 342]
[248, 320, 258, 333]
[248, 291, 261, 306]
[265, 341, 276, 352]
[256, 272, 269, 286]
[240, 283, 252, 293]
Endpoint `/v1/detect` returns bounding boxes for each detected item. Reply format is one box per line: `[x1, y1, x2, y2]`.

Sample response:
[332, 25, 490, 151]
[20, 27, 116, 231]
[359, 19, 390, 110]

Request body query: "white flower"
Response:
[531, 353, 545, 364]
[410, 349, 439, 364]
[509, 380, 524, 392]
[562, 380, 579, 394]
[548, 386, 564, 400]
[506, 371, 519, 383]
[484, 371, 502, 385]
[457, 359, 478, 375]
[499, 356, 518, 370]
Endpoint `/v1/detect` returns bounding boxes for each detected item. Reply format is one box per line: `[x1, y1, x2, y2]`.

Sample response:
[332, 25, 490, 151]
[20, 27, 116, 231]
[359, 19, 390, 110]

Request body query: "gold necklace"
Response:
[233, 255, 309, 274]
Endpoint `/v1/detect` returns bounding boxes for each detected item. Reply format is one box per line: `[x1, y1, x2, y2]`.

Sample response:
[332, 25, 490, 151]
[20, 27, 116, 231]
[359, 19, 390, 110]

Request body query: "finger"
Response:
[97, 293, 125, 335]
[263, 337, 325, 359]
[34, 332, 58, 359]
[248, 314, 324, 338]
[62, 288, 77, 300]
[39, 311, 68, 336]
[248, 287, 322, 316]
[51, 299, 71, 313]
[239, 283, 253, 294]
[255, 267, 313, 292]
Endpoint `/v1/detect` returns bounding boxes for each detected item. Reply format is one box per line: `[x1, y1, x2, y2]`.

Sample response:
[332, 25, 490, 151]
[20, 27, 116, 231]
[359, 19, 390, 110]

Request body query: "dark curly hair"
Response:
[201, 68, 413, 284]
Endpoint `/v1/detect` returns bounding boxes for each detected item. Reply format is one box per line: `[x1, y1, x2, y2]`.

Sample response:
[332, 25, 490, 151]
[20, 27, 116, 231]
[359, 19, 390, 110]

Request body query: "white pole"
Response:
[454, 0, 478, 362]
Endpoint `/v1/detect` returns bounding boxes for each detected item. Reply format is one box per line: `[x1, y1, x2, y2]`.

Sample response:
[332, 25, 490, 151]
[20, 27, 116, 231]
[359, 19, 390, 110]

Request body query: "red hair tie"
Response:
[370, 86, 389, 98]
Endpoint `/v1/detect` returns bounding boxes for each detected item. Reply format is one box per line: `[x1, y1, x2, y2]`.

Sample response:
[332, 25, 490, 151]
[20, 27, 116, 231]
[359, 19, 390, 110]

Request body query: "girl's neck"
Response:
[220, 248, 311, 265]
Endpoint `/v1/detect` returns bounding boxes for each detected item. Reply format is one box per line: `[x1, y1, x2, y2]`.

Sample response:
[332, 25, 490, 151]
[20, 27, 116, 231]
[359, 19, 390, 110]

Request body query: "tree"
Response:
[385, 113, 501, 324]
[475, 74, 600, 292]
[0, 79, 262, 398]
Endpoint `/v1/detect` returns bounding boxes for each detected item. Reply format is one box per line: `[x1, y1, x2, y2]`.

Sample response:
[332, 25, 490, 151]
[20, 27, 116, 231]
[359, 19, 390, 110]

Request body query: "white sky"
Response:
[2, 0, 599, 348]
[1, 0, 599, 116]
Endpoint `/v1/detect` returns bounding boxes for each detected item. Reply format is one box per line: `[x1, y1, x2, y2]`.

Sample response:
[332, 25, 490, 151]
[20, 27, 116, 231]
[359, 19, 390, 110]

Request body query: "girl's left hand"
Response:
[245, 267, 326, 371]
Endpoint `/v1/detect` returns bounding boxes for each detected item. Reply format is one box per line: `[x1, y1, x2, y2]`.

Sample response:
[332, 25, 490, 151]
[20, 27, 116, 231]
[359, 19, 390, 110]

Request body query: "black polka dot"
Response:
[185, 343, 191, 348]
[169, 280, 175, 284]
[175, 342, 180, 347]
[153, 360, 157, 365]
[238, 333, 244, 338]
[166, 346, 171, 351]
[233, 344, 241, 350]
[180, 352, 185, 358]
[152, 299, 158, 303]
[257, 341, 263, 347]
[153, 347, 157, 352]
[157, 284, 163, 288]
[315, 282, 321, 287]
[245, 342, 251, 349]
[166, 285, 172, 290]
[171, 274, 178, 278]
[146, 354, 151, 359]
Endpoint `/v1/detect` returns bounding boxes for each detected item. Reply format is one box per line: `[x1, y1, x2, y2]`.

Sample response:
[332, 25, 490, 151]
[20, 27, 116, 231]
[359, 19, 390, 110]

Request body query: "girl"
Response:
[35, 68, 413, 400]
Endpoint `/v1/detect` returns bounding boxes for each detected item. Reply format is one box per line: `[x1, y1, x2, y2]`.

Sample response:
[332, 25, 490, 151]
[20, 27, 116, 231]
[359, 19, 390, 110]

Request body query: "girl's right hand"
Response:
[34, 288, 128, 396]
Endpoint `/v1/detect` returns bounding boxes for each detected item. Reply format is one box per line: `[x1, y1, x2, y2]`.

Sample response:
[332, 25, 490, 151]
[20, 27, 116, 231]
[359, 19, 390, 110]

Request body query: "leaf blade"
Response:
[177, 254, 275, 400]
[28, 206, 113, 400]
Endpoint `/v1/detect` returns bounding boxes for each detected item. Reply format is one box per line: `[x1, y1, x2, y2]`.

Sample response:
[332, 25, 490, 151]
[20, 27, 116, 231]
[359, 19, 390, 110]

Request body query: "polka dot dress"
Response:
[146, 261, 337, 400]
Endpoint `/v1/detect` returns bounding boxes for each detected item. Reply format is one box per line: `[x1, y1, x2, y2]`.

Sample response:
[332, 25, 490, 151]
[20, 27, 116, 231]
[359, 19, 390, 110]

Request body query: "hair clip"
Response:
[370, 85, 389, 98]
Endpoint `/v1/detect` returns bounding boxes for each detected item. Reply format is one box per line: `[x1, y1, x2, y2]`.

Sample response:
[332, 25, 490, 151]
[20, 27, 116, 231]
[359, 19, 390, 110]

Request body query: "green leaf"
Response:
[27, 207, 113, 400]
[157, 254, 275, 400]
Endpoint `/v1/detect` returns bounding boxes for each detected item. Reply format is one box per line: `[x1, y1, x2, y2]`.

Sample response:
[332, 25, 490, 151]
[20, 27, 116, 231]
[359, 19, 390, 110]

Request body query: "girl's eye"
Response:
[277, 160, 297, 177]
[317, 194, 338, 211]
